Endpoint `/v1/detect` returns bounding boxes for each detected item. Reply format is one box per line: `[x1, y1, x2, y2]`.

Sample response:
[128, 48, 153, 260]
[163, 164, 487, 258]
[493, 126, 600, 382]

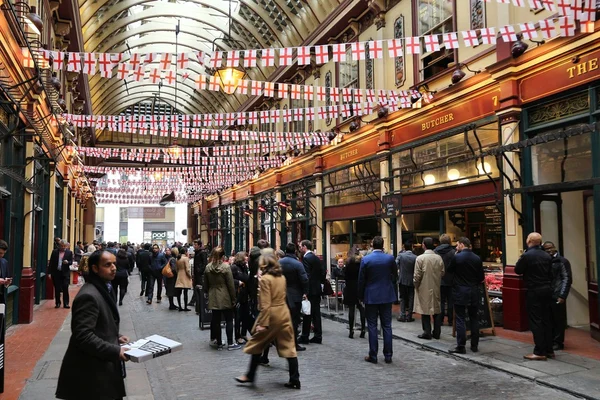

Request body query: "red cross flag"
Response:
[248, 112, 258, 125]
[283, 107, 292, 123]
[297, 46, 311, 65]
[539, 0, 555, 11]
[368, 40, 383, 59]
[203, 114, 213, 127]
[279, 48, 294, 66]
[237, 112, 246, 125]
[226, 51, 240, 67]
[317, 86, 327, 102]
[354, 88, 363, 103]
[278, 83, 289, 99]
[365, 89, 376, 103]
[304, 85, 314, 101]
[177, 53, 189, 69]
[195, 51, 205, 65]
[164, 70, 176, 85]
[315, 45, 329, 64]
[260, 111, 269, 125]
[499, 25, 517, 42]
[51, 51, 64, 70]
[208, 52, 223, 69]
[539, 19, 557, 39]
[317, 106, 327, 120]
[442, 32, 460, 49]
[264, 82, 275, 97]
[159, 53, 172, 70]
[351, 42, 366, 60]
[331, 44, 346, 62]
[82, 52, 97, 75]
[195, 74, 206, 90]
[262, 48, 275, 67]
[128, 53, 142, 70]
[21, 47, 34, 68]
[528, 0, 542, 8]
[556, 0, 571, 16]
[208, 75, 220, 91]
[424, 35, 440, 52]
[404, 37, 421, 54]
[558, 16, 576, 36]
[581, 20, 595, 33]
[67, 52, 82, 72]
[479, 27, 497, 45]
[98, 53, 114, 78]
[387, 39, 403, 58]
[251, 81, 263, 96]
[270, 109, 280, 123]
[237, 79, 249, 95]
[244, 49, 257, 67]
[342, 88, 352, 103]
[519, 23, 538, 40]
[226, 113, 236, 125]
[331, 87, 339, 103]
[462, 30, 480, 47]
[290, 84, 302, 100]
[130, 66, 144, 81]
[512, 0, 525, 6]
[294, 108, 304, 121]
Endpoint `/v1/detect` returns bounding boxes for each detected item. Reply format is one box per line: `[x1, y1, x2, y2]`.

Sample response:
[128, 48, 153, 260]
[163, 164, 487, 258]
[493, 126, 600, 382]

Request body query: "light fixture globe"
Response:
[26, 6, 43, 35]
[424, 174, 436, 186]
[447, 168, 460, 180]
[215, 66, 246, 95]
[477, 162, 492, 175]
[451, 67, 466, 84]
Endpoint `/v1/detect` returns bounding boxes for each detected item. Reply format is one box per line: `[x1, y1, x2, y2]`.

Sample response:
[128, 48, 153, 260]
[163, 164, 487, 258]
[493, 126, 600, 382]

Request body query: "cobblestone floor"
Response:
[122, 276, 579, 400]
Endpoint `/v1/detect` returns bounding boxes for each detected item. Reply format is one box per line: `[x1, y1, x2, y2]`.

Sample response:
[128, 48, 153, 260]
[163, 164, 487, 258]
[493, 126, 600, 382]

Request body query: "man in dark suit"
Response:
[515, 232, 554, 361]
[299, 239, 325, 344]
[435, 234, 456, 326]
[136, 243, 152, 297]
[56, 250, 130, 400]
[146, 244, 167, 304]
[447, 237, 484, 354]
[190, 240, 208, 309]
[358, 236, 398, 364]
[396, 241, 417, 322]
[49, 239, 73, 308]
[0, 240, 12, 304]
[280, 242, 309, 351]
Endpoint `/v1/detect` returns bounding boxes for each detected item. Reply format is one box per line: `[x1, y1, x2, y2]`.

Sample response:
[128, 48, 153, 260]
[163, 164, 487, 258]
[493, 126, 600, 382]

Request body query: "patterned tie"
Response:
[107, 282, 113, 293]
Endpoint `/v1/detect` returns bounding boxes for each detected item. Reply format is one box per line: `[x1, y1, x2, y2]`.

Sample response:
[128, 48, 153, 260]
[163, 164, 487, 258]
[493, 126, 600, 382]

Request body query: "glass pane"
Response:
[538, 200, 560, 247]
[331, 220, 351, 258]
[587, 196, 597, 283]
[418, 0, 453, 35]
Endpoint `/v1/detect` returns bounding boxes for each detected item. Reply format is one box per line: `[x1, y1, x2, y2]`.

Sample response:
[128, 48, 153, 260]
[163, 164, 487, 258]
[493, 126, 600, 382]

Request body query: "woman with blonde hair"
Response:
[235, 249, 300, 389]
[175, 246, 193, 311]
[204, 247, 241, 350]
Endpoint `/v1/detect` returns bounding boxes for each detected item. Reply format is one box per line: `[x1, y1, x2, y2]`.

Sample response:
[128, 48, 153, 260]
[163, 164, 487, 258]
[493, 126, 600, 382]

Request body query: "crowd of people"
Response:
[48, 229, 572, 399]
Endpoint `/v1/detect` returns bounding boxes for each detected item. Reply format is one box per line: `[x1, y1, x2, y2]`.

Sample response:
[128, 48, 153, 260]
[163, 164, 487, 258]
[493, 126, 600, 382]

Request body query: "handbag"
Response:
[322, 279, 334, 296]
[162, 261, 174, 278]
[301, 299, 311, 315]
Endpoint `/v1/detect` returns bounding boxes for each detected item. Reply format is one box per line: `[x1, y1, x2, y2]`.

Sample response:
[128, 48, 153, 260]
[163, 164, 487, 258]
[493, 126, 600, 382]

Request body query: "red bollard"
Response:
[18, 267, 35, 324]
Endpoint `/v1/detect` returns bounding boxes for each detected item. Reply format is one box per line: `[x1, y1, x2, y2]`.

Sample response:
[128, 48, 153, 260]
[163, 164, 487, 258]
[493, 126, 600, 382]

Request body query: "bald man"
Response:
[515, 232, 554, 361]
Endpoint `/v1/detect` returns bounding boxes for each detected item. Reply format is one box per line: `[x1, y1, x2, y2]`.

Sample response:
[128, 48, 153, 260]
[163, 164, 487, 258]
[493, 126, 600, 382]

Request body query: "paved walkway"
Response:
[6, 273, 600, 400]
[322, 303, 600, 400]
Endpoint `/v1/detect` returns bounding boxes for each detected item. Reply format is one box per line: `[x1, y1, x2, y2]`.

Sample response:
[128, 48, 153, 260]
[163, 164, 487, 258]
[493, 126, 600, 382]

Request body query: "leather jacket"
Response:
[551, 254, 573, 300]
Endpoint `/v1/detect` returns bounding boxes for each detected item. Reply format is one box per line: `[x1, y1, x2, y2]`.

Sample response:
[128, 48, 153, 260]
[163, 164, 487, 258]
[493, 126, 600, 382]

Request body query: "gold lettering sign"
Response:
[421, 113, 454, 131]
[340, 148, 358, 161]
[567, 58, 599, 79]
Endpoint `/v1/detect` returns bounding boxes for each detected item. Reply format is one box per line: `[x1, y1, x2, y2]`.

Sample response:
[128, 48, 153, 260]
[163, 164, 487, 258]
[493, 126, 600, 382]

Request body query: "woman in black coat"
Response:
[165, 247, 179, 310]
[231, 251, 250, 343]
[343, 254, 365, 338]
[114, 249, 130, 306]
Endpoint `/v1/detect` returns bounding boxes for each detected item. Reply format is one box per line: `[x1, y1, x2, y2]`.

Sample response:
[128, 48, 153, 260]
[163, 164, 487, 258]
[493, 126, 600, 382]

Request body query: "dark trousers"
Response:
[454, 304, 479, 348]
[113, 275, 129, 304]
[211, 308, 234, 346]
[288, 301, 302, 344]
[246, 353, 299, 382]
[440, 285, 454, 324]
[421, 313, 442, 338]
[139, 269, 149, 295]
[551, 300, 567, 347]
[235, 301, 250, 340]
[52, 273, 69, 306]
[301, 295, 322, 340]
[146, 270, 163, 301]
[526, 287, 553, 356]
[399, 285, 414, 318]
[176, 289, 189, 310]
[365, 303, 393, 360]
[348, 302, 365, 332]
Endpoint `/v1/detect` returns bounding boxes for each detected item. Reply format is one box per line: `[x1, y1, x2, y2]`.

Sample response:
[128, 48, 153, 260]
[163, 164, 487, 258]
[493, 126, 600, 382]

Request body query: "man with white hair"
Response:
[49, 239, 73, 308]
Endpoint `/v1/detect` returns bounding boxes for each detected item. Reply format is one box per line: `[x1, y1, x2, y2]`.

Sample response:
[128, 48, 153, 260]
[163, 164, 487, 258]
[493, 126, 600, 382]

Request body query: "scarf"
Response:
[86, 273, 120, 327]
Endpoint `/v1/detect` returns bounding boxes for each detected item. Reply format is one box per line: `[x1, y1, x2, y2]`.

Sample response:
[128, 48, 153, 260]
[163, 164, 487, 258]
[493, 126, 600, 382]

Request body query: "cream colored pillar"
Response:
[62, 180, 69, 242]
[380, 157, 391, 253]
[499, 112, 524, 265]
[274, 191, 282, 251]
[47, 172, 57, 259]
[69, 193, 76, 245]
[314, 176, 323, 255]
[392, 154, 403, 252]
[22, 140, 35, 268]
[230, 206, 237, 253]
[248, 208, 255, 247]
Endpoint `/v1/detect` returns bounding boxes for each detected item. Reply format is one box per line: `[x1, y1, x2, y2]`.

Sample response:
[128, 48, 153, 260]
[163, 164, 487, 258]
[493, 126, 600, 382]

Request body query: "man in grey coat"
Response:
[280, 242, 309, 351]
[396, 241, 416, 322]
[414, 237, 445, 340]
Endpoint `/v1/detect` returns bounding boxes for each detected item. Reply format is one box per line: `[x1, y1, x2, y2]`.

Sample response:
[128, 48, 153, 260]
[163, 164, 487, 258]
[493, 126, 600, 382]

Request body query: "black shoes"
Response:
[297, 337, 309, 345]
[348, 331, 354, 339]
[359, 330, 365, 338]
[397, 316, 406, 322]
[471, 346, 479, 353]
[169, 306, 179, 310]
[55, 304, 60, 308]
[432, 333, 440, 340]
[449, 346, 466, 354]
[384, 358, 392, 364]
[364, 356, 377, 364]
[553, 343, 564, 351]
[284, 380, 301, 389]
[258, 357, 270, 366]
[234, 376, 254, 385]
[146, 299, 152, 304]
[295, 345, 306, 351]
[139, 290, 144, 296]
[418, 333, 432, 340]
[118, 301, 123, 306]
[63, 305, 70, 309]
[182, 308, 191, 312]
[308, 337, 322, 344]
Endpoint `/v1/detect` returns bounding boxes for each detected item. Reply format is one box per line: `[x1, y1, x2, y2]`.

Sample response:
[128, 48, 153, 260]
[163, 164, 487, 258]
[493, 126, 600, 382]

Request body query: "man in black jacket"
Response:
[299, 240, 325, 344]
[543, 241, 573, 351]
[515, 232, 554, 360]
[136, 243, 152, 297]
[435, 234, 456, 326]
[447, 237, 484, 354]
[190, 240, 208, 310]
[280, 242, 309, 351]
[56, 250, 130, 400]
[49, 239, 73, 308]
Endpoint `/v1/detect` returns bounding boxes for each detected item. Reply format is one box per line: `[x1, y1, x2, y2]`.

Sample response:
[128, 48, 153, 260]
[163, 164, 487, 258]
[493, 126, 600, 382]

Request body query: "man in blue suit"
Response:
[358, 236, 398, 364]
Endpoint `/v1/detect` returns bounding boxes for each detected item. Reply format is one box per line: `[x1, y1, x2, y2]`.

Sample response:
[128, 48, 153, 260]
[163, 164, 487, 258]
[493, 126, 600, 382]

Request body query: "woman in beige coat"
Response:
[175, 249, 193, 312]
[235, 249, 300, 389]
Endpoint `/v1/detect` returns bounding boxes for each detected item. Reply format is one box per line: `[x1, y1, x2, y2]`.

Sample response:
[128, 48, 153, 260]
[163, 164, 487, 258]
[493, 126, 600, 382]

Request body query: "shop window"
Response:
[530, 126, 593, 186]
[339, 46, 358, 97]
[324, 162, 381, 206]
[364, 40, 374, 90]
[416, 0, 455, 81]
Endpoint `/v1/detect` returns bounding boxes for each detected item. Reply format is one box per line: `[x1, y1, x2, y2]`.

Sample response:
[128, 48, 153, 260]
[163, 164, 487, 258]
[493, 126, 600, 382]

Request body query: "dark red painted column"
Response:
[18, 267, 35, 324]
[502, 266, 529, 331]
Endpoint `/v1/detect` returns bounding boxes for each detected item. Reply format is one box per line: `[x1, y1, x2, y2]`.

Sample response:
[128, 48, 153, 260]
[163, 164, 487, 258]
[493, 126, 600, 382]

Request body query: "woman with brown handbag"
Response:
[163, 247, 179, 310]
